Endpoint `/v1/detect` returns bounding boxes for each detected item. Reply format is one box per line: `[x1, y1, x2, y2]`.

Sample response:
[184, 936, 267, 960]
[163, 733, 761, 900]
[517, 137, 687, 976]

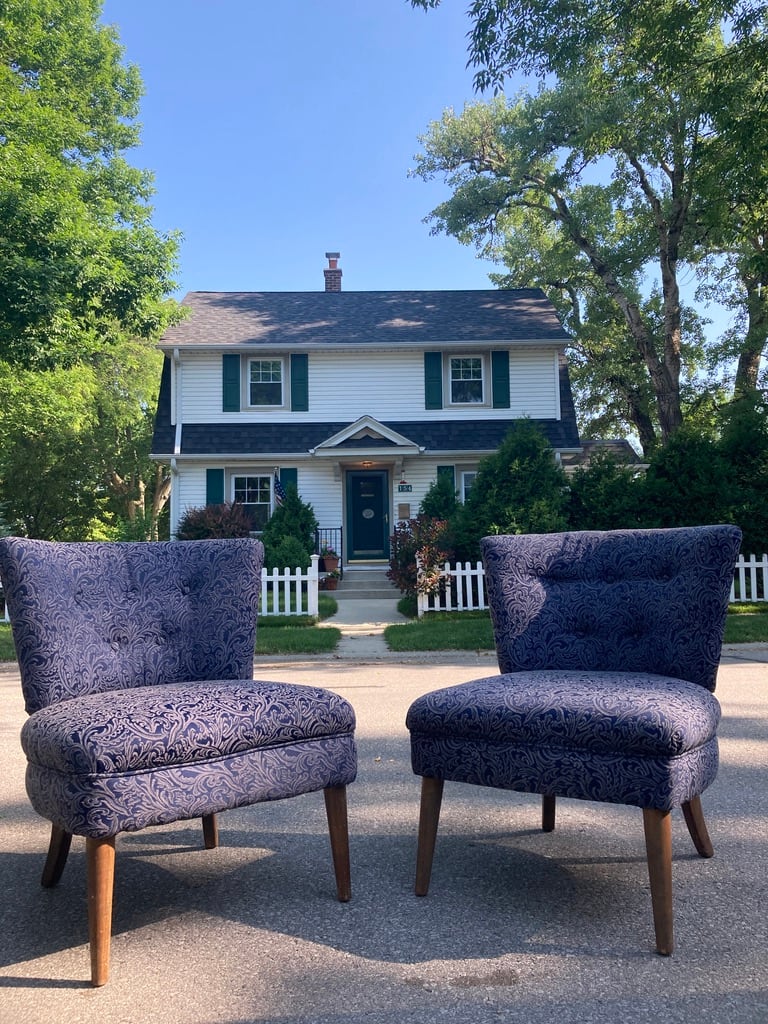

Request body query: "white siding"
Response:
[178, 347, 560, 423]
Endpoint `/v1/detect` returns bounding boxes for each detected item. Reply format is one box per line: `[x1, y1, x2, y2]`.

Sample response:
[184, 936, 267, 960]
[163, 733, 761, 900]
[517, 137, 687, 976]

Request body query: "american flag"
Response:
[274, 472, 287, 507]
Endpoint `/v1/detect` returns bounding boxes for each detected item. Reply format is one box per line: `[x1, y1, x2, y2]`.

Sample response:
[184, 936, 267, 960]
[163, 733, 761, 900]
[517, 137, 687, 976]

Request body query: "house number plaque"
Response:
[398, 484, 412, 492]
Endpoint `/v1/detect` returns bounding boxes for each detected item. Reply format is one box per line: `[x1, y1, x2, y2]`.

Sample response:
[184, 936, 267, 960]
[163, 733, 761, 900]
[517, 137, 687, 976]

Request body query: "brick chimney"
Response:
[324, 252, 342, 292]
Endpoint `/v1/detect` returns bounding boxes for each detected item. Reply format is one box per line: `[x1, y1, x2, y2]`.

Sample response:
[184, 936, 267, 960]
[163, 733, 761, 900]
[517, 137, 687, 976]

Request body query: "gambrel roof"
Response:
[158, 288, 571, 350]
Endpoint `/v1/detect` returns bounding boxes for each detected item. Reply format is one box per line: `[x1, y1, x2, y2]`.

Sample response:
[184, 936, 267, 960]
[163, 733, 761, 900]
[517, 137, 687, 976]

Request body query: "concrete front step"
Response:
[334, 567, 399, 600]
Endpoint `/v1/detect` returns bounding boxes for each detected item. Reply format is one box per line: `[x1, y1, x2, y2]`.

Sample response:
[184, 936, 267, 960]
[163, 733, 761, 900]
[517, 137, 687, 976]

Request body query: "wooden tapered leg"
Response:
[681, 797, 714, 858]
[415, 776, 444, 897]
[41, 825, 73, 888]
[642, 808, 673, 956]
[86, 837, 116, 987]
[202, 813, 219, 850]
[542, 794, 556, 832]
[323, 785, 351, 902]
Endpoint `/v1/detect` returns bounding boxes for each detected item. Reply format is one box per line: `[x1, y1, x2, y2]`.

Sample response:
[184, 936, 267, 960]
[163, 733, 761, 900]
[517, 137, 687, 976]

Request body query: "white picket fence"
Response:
[260, 554, 320, 617]
[417, 553, 768, 617]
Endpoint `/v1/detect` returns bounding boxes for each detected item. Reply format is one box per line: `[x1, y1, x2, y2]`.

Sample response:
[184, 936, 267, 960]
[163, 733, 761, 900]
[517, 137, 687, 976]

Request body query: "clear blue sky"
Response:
[99, 0, 514, 298]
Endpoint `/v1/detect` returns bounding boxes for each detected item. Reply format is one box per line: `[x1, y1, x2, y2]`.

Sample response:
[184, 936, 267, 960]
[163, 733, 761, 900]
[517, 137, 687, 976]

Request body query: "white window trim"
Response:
[460, 469, 478, 503]
[447, 354, 488, 407]
[247, 356, 286, 409]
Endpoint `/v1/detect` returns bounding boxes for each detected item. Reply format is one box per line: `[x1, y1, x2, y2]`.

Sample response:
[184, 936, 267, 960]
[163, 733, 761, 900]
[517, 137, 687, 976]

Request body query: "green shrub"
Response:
[175, 502, 252, 540]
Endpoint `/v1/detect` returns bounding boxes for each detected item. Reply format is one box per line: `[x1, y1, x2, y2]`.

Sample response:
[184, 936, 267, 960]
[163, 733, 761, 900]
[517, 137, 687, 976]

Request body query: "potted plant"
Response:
[320, 545, 340, 572]
[323, 569, 341, 591]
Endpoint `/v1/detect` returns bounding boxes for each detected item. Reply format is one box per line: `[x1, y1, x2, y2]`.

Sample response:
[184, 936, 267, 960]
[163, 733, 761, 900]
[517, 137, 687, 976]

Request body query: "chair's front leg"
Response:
[642, 808, 673, 956]
[41, 825, 73, 888]
[415, 776, 444, 897]
[323, 785, 351, 902]
[87, 836, 116, 987]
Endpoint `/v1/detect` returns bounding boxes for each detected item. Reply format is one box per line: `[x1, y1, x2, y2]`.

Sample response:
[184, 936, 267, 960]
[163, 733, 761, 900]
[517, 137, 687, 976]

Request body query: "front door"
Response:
[347, 471, 389, 560]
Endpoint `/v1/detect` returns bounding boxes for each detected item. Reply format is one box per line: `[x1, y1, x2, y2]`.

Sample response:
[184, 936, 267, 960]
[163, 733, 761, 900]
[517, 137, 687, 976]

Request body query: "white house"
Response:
[151, 254, 582, 561]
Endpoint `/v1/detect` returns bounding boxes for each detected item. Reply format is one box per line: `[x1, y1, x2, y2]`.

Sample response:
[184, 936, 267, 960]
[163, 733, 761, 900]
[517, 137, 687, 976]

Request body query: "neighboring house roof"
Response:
[559, 439, 644, 469]
[151, 354, 581, 457]
[158, 289, 571, 350]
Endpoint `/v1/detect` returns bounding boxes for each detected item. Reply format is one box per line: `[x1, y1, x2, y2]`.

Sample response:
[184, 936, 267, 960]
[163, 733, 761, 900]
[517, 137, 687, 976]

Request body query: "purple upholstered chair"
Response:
[407, 526, 741, 955]
[0, 537, 356, 986]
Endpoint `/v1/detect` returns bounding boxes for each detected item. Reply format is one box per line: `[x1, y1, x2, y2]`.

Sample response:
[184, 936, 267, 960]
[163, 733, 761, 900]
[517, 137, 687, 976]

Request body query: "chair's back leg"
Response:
[323, 785, 351, 902]
[41, 825, 73, 888]
[415, 776, 445, 897]
[642, 808, 674, 956]
[681, 797, 714, 858]
[87, 836, 116, 987]
[542, 794, 556, 832]
[202, 813, 219, 849]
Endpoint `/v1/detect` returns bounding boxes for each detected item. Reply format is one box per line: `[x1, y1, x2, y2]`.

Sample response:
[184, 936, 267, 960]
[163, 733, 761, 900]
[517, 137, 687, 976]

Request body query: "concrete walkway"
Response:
[319, 595, 411, 660]
[0, 647, 766, 1023]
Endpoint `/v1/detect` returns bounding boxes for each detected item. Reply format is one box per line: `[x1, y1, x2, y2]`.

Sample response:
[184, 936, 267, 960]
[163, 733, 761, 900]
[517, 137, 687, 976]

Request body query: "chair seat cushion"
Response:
[21, 679, 357, 837]
[23, 679, 355, 774]
[407, 671, 720, 757]
[407, 671, 720, 810]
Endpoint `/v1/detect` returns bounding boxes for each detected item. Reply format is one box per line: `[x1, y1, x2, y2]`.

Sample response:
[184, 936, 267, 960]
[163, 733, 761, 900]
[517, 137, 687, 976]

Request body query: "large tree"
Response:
[0, 0, 182, 538]
[411, 1, 767, 444]
[0, 0, 180, 369]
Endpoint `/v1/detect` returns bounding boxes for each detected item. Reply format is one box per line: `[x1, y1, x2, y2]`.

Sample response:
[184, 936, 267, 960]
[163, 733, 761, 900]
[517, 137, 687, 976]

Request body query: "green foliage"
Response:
[419, 473, 459, 520]
[175, 503, 252, 540]
[260, 485, 318, 569]
[387, 515, 453, 596]
[265, 536, 312, 572]
[0, 0, 182, 369]
[567, 450, 644, 531]
[410, 3, 768, 440]
[452, 422, 569, 559]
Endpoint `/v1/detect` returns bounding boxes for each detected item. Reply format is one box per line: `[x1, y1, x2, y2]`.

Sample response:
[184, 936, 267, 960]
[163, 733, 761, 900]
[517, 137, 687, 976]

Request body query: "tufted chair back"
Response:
[481, 525, 741, 691]
[0, 537, 264, 714]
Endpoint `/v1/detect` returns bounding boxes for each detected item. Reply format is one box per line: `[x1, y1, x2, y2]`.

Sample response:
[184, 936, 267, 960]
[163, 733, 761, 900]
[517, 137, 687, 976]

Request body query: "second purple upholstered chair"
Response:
[407, 525, 741, 955]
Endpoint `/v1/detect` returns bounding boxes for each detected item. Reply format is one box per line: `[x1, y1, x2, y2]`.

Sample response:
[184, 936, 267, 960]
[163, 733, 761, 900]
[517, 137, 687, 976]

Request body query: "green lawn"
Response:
[385, 603, 768, 652]
[1, 601, 767, 662]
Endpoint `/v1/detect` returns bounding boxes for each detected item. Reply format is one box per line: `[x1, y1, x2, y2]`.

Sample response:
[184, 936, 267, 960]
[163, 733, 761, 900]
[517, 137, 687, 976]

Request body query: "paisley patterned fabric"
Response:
[0, 538, 264, 714]
[0, 537, 357, 839]
[408, 526, 741, 811]
[407, 671, 720, 809]
[481, 526, 742, 691]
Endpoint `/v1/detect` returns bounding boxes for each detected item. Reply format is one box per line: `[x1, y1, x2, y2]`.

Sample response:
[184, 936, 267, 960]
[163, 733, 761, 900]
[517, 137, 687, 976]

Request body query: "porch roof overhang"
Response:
[309, 416, 422, 457]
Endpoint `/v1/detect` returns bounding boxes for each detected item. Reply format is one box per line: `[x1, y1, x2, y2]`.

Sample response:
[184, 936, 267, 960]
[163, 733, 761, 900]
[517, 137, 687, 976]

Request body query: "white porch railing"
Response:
[260, 554, 319, 617]
[418, 553, 768, 617]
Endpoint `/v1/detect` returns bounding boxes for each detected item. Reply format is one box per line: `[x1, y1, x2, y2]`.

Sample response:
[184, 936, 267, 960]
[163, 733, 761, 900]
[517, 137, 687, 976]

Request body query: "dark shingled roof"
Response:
[151, 356, 581, 457]
[159, 289, 570, 349]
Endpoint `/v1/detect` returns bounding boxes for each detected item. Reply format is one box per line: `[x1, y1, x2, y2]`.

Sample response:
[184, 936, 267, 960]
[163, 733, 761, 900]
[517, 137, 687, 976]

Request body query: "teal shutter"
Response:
[424, 352, 443, 409]
[278, 467, 297, 492]
[290, 354, 309, 411]
[491, 350, 510, 408]
[437, 465, 455, 488]
[222, 354, 241, 411]
[206, 468, 224, 505]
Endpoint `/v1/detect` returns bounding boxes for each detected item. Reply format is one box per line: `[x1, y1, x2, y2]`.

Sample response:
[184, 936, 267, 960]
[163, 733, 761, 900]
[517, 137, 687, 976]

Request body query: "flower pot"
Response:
[324, 576, 339, 590]
[322, 556, 339, 572]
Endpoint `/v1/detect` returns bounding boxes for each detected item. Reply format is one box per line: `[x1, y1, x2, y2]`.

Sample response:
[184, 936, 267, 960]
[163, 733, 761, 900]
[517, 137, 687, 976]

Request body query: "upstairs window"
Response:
[233, 474, 272, 530]
[249, 359, 283, 406]
[450, 356, 484, 404]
